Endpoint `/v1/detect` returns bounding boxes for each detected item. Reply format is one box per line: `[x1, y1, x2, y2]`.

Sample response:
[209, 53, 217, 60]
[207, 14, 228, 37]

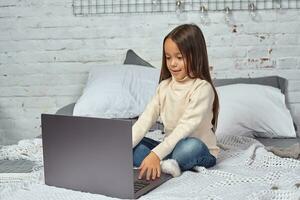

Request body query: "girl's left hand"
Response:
[138, 151, 161, 180]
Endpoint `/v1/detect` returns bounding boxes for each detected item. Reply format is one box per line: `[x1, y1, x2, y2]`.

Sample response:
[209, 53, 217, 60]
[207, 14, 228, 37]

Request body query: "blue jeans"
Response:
[133, 137, 216, 171]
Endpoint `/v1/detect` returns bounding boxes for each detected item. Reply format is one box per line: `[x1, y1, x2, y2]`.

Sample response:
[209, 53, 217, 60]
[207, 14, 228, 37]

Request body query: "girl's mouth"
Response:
[171, 69, 181, 73]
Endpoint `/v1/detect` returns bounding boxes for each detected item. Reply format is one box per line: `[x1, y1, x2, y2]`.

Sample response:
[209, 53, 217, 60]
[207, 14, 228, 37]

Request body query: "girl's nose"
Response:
[170, 59, 177, 67]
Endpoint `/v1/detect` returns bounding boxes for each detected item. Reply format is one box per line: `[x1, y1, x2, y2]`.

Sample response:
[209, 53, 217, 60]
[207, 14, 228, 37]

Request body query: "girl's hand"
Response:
[138, 151, 161, 180]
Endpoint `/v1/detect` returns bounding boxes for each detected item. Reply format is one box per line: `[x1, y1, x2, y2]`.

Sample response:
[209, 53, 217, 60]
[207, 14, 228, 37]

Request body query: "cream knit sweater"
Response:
[132, 76, 220, 160]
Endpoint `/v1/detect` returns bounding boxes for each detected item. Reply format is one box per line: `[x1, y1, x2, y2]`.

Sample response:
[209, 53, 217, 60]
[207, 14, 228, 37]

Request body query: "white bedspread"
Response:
[0, 132, 300, 200]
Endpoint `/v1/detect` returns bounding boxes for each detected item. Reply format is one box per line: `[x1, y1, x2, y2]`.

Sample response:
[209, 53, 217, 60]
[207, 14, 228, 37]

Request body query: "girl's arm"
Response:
[132, 85, 161, 148]
[152, 82, 215, 160]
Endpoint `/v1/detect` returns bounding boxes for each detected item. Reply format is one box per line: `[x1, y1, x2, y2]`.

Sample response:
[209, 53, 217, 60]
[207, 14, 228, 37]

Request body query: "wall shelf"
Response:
[72, 0, 300, 16]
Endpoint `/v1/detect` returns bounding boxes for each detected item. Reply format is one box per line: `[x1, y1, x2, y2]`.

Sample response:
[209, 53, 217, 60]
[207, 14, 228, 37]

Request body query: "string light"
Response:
[175, 0, 184, 15]
[199, 5, 209, 25]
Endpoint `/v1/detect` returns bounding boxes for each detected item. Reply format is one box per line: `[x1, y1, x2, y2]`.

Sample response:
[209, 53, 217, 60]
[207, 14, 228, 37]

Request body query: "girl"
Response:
[132, 24, 220, 180]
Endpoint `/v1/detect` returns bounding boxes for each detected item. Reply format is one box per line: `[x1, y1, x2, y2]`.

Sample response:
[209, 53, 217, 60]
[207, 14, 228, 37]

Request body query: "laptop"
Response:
[41, 114, 172, 199]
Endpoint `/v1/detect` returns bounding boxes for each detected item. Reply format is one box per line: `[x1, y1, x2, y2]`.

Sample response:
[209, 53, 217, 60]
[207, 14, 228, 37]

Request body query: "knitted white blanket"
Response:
[0, 133, 300, 200]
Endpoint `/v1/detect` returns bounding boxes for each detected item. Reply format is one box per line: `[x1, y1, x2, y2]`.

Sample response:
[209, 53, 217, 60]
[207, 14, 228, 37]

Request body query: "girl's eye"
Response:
[166, 57, 171, 60]
[177, 57, 182, 59]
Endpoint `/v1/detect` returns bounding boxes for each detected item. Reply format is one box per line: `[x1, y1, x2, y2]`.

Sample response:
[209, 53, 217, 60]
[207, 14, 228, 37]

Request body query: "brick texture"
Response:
[0, 1, 299, 144]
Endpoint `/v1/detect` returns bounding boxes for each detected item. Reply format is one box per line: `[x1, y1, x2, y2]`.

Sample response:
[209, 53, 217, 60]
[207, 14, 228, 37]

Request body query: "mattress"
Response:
[1, 134, 300, 200]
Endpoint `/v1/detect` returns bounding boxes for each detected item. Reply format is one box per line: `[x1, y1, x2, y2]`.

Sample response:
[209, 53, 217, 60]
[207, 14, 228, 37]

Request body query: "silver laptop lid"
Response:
[41, 114, 135, 199]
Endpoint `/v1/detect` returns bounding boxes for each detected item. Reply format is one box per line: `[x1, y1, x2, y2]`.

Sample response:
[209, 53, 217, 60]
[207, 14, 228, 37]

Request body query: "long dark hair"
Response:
[160, 24, 219, 132]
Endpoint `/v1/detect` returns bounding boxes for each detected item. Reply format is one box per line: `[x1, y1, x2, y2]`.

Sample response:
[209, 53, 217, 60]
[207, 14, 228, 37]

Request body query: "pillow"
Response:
[123, 49, 155, 68]
[213, 76, 298, 133]
[215, 84, 297, 138]
[73, 64, 160, 118]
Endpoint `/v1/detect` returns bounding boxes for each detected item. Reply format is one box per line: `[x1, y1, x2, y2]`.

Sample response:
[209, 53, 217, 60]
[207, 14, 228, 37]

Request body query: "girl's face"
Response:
[164, 38, 188, 81]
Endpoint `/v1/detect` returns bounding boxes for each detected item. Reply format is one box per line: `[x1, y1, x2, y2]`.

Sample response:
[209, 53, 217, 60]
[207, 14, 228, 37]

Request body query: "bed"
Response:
[1, 50, 300, 200]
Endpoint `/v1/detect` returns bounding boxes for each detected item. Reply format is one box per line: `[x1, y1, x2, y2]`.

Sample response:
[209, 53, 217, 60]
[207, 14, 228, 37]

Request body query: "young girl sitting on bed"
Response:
[132, 24, 220, 180]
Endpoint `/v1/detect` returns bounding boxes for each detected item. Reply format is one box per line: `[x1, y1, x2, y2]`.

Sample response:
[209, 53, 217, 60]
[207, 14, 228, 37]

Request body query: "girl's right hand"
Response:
[138, 151, 161, 180]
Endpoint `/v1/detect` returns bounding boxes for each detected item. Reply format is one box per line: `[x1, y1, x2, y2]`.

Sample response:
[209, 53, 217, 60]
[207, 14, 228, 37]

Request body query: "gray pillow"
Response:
[123, 49, 155, 68]
[0, 159, 36, 173]
[213, 76, 286, 95]
[56, 103, 76, 116]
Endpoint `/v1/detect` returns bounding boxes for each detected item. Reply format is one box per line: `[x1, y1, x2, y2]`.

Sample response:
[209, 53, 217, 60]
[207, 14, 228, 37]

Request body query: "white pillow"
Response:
[73, 64, 160, 118]
[215, 84, 296, 138]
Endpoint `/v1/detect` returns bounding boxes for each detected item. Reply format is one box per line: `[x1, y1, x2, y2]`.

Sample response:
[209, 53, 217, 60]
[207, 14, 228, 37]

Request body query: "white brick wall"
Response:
[0, 0, 299, 144]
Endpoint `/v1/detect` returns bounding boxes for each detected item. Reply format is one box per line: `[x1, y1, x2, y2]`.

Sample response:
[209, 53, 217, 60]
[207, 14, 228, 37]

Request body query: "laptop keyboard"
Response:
[134, 180, 151, 193]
